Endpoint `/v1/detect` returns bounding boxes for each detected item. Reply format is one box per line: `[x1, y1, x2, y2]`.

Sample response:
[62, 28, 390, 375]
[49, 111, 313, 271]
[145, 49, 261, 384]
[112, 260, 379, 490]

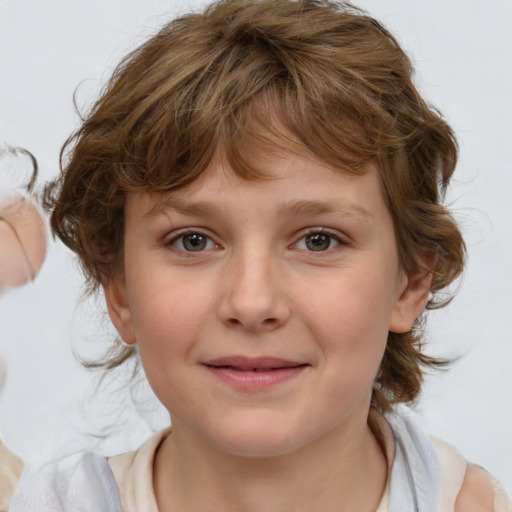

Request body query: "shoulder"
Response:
[9, 452, 122, 512]
[455, 465, 494, 512]
[383, 412, 511, 511]
[430, 435, 511, 512]
[456, 464, 511, 512]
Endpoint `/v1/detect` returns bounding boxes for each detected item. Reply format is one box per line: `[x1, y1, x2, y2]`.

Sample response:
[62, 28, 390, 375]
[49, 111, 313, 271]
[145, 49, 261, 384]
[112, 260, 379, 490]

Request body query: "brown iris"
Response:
[182, 233, 208, 251]
[305, 233, 331, 251]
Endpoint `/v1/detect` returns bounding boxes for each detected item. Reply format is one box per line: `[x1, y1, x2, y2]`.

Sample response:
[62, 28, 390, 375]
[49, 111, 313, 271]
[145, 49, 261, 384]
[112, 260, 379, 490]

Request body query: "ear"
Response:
[389, 255, 436, 334]
[103, 272, 136, 344]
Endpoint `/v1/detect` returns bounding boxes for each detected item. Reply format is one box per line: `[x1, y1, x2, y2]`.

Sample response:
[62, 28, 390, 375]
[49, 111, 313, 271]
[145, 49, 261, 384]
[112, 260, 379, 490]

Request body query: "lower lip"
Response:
[204, 365, 308, 390]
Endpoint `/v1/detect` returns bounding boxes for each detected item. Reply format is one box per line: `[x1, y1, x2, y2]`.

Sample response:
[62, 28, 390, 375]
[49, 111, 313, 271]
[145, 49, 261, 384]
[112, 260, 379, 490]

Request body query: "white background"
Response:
[0, 0, 511, 496]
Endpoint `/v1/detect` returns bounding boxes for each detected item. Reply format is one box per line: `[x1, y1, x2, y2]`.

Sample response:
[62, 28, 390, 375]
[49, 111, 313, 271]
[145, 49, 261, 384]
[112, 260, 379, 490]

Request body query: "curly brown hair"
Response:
[46, 0, 465, 412]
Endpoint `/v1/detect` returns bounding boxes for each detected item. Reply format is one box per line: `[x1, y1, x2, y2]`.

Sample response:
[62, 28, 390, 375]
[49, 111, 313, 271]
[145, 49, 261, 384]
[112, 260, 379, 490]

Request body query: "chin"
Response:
[206, 416, 310, 458]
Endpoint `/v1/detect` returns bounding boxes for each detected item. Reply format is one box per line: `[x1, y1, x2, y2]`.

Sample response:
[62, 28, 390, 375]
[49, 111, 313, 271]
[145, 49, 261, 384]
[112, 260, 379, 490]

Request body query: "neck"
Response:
[154, 410, 387, 512]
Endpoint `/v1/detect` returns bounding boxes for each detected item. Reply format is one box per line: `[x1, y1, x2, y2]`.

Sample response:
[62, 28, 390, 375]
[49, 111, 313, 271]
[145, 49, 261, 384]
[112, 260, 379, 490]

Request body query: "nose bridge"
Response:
[219, 239, 289, 331]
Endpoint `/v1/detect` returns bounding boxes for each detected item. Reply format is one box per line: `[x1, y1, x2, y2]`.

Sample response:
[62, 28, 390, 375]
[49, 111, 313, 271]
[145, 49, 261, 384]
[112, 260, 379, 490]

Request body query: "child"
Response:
[10, 0, 511, 510]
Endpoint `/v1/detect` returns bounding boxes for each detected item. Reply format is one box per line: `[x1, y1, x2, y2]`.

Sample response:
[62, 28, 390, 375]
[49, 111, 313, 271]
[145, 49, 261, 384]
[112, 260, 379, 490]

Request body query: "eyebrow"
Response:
[147, 196, 372, 222]
[147, 197, 214, 218]
[277, 199, 372, 221]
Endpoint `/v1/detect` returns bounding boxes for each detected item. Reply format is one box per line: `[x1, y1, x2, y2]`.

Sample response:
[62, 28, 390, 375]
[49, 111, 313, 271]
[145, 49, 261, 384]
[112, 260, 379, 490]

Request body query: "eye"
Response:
[168, 232, 217, 252]
[295, 230, 342, 252]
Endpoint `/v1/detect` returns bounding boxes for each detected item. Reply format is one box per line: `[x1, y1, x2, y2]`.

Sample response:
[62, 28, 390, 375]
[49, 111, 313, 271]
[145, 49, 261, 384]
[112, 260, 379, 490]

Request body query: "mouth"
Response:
[204, 356, 308, 372]
[203, 356, 309, 390]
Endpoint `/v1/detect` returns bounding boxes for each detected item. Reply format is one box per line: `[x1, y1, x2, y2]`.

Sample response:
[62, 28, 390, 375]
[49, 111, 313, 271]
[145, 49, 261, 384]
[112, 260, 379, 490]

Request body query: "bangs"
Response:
[104, 1, 396, 194]
[115, 83, 375, 196]
[222, 88, 373, 179]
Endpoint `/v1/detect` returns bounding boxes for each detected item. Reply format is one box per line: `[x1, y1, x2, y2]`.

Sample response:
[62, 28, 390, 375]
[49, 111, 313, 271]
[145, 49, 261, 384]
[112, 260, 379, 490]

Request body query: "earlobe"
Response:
[103, 273, 136, 344]
[389, 265, 433, 334]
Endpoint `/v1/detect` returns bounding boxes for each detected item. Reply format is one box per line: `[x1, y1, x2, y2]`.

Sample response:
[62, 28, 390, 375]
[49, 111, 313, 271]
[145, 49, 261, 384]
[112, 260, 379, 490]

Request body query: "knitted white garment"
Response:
[9, 452, 122, 512]
[8, 414, 444, 512]
[385, 412, 443, 511]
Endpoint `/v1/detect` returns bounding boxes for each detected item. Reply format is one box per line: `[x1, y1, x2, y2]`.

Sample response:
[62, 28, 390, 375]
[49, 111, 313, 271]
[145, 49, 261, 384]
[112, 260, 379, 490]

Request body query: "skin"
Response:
[105, 149, 435, 512]
[455, 466, 495, 511]
[0, 197, 47, 293]
[0, 220, 31, 291]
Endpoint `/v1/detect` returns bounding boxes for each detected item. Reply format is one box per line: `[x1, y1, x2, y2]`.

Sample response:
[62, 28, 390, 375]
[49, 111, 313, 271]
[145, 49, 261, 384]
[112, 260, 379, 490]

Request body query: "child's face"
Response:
[106, 148, 427, 457]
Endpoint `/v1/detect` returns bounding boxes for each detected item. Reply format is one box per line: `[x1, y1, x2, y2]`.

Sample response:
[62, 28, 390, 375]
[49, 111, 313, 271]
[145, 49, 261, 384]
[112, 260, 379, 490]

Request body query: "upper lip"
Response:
[203, 356, 307, 371]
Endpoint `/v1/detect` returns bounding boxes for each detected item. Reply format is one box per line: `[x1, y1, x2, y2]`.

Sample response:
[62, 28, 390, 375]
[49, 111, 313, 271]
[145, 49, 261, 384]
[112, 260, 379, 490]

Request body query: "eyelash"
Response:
[165, 228, 347, 254]
[292, 228, 347, 253]
[165, 230, 220, 253]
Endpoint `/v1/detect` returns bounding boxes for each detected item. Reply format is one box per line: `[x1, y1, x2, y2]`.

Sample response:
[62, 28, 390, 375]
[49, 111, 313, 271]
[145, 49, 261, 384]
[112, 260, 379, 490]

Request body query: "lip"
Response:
[203, 356, 309, 391]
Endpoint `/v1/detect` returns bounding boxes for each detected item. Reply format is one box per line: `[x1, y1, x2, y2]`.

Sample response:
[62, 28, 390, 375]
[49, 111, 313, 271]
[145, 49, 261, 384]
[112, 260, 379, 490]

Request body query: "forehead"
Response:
[126, 148, 386, 227]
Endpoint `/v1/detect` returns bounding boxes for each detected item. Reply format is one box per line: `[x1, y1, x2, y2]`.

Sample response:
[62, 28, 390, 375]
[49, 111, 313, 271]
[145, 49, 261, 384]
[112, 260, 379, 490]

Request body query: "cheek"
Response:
[132, 287, 204, 409]
[296, 271, 394, 366]
[129, 274, 216, 375]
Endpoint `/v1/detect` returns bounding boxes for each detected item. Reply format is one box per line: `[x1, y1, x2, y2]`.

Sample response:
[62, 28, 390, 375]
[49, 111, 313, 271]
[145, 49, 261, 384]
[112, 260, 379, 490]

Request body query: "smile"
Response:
[203, 356, 309, 390]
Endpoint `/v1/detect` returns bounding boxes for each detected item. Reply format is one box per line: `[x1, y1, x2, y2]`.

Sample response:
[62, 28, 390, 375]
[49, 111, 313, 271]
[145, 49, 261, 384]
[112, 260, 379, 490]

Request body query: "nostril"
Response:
[225, 316, 279, 330]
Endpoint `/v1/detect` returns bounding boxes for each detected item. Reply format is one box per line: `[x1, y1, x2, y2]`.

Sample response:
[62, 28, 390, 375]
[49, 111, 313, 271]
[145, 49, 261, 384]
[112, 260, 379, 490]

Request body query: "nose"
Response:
[217, 247, 290, 333]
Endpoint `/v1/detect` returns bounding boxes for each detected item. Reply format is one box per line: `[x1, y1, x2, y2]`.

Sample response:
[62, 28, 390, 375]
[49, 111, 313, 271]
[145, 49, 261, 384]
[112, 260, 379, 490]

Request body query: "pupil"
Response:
[306, 233, 330, 251]
[183, 234, 206, 251]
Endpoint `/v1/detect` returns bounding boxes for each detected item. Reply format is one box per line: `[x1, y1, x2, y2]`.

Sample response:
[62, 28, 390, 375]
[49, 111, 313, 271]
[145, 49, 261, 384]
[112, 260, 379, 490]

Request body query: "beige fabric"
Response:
[0, 440, 23, 511]
[108, 429, 169, 512]
[107, 418, 511, 512]
[492, 477, 512, 512]
[430, 436, 467, 511]
[430, 436, 512, 511]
